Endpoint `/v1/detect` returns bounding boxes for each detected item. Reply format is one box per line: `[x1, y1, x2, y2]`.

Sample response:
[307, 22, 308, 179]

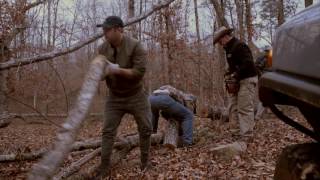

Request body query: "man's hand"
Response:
[153, 89, 170, 95]
[107, 62, 120, 75]
[101, 62, 119, 80]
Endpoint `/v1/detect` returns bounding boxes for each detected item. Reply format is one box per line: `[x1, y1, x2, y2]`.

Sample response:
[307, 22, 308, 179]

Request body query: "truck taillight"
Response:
[266, 50, 273, 67]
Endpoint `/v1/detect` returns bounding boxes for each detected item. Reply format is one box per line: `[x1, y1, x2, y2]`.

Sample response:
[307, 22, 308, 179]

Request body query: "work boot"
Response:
[92, 164, 111, 180]
[141, 153, 155, 172]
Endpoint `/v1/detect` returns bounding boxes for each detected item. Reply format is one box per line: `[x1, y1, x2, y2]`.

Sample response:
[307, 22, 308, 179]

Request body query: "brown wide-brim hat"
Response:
[213, 26, 234, 44]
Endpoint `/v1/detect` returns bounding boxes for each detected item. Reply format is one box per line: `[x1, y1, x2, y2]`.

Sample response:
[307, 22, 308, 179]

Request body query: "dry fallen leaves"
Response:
[0, 107, 312, 179]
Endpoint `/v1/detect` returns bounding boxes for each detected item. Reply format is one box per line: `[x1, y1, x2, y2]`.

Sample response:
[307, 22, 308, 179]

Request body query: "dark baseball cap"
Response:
[96, 16, 124, 29]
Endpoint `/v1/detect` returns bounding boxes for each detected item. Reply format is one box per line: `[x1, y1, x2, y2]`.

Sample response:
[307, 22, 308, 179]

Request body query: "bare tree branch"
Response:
[24, 0, 48, 12]
[0, 0, 175, 71]
[27, 55, 107, 180]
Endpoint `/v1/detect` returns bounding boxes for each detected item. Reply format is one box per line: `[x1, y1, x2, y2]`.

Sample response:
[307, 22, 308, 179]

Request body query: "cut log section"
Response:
[163, 119, 179, 149]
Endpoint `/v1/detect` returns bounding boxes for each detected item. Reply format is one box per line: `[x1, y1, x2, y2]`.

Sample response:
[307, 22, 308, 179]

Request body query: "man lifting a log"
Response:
[149, 85, 196, 147]
[96, 16, 153, 177]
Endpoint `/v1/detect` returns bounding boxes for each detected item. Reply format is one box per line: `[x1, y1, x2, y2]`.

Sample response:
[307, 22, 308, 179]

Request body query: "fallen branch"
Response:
[0, 0, 175, 71]
[0, 113, 31, 128]
[53, 148, 102, 180]
[7, 113, 103, 118]
[0, 138, 100, 162]
[0, 148, 47, 162]
[53, 133, 164, 180]
[0, 134, 148, 162]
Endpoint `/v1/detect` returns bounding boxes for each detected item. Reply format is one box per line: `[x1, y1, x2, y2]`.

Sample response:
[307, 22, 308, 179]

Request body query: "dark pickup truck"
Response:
[258, 3, 320, 179]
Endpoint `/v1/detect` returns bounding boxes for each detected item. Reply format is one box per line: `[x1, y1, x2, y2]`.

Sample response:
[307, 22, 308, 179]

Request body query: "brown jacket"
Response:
[98, 35, 147, 97]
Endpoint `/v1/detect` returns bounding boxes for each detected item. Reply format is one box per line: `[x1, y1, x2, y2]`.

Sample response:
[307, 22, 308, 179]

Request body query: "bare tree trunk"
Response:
[211, 1, 228, 105]
[210, 0, 229, 28]
[277, 0, 285, 26]
[244, 0, 253, 44]
[138, 0, 143, 40]
[164, 9, 176, 85]
[193, 0, 201, 46]
[0, 46, 10, 128]
[234, 0, 244, 41]
[128, 0, 137, 38]
[305, 0, 313, 7]
[244, 0, 259, 58]
[193, 0, 202, 105]
[52, 0, 60, 47]
[47, 0, 52, 49]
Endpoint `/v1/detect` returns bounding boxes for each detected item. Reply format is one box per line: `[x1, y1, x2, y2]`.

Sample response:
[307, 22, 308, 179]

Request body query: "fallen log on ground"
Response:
[0, 117, 11, 128]
[163, 119, 179, 149]
[53, 133, 163, 180]
[8, 113, 103, 118]
[0, 113, 28, 128]
[53, 148, 102, 180]
[0, 133, 161, 162]
[0, 149, 47, 162]
[0, 138, 100, 162]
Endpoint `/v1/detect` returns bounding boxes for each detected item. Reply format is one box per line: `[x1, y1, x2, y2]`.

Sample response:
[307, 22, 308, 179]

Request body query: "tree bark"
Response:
[193, 0, 202, 105]
[305, 0, 313, 7]
[277, 0, 285, 26]
[0, 46, 10, 128]
[210, 0, 229, 28]
[244, 0, 260, 59]
[244, 0, 253, 44]
[163, 119, 179, 149]
[53, 148, 102, 180]
[234, 0, 244, 41]
[128, 0, 138, 38]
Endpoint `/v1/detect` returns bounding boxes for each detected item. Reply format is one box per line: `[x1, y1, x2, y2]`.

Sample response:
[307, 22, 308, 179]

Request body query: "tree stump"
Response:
[163, 119, 179, 149]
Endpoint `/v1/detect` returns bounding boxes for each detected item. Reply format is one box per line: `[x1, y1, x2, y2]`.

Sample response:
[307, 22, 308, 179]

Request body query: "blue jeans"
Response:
[149, 94, 193, 145]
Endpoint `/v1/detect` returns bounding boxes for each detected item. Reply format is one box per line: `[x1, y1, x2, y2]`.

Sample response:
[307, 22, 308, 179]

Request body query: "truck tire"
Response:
[274, 143, 320, 180]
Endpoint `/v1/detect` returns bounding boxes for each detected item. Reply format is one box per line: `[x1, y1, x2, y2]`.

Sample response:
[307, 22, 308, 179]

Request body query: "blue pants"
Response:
[149, 94, 193, 145]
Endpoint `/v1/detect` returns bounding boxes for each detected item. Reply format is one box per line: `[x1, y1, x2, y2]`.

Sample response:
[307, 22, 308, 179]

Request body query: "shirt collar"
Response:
[110, 35, 126, 52]
[224, 37, 237, 50]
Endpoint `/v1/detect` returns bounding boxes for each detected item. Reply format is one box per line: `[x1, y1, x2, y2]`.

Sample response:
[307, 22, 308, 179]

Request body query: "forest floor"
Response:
[0, 107, 313, 180]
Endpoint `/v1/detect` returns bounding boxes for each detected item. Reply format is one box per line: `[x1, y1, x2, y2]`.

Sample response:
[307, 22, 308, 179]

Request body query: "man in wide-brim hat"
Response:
[213, 26, 234, 45]
[213, 26, 258, 136]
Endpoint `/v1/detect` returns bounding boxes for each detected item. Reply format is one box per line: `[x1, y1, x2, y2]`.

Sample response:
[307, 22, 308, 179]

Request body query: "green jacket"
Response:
[98, 35, 147, 97]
